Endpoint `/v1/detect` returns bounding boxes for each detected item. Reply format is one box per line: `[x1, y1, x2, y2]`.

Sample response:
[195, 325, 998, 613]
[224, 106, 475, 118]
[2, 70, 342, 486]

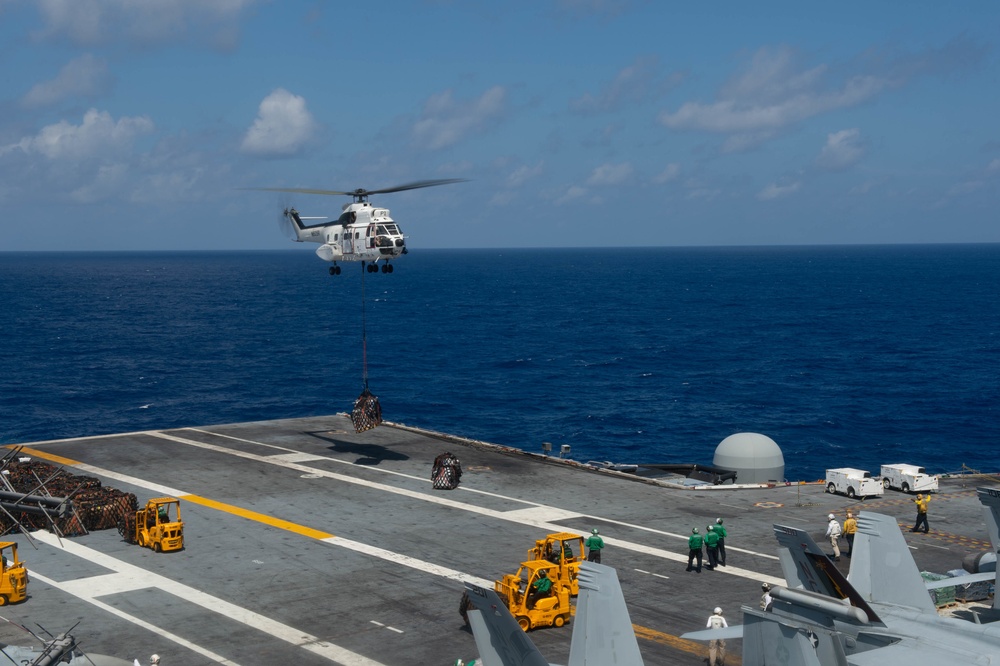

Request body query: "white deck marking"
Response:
[327, 537, 493, 588]
[28, 569, 241, 666]
[30, 531, 386, 666]
[269, 452, 331, 463]
[502, 506, 583, 522]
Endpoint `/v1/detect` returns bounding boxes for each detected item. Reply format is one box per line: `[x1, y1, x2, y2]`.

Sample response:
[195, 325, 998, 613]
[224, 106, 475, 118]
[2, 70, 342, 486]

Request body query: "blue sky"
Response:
[1, 1, 998, 252]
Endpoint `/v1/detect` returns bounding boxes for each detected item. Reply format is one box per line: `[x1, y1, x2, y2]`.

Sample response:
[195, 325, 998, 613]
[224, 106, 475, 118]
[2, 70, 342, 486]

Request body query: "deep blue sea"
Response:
[1, 246, 997, 481]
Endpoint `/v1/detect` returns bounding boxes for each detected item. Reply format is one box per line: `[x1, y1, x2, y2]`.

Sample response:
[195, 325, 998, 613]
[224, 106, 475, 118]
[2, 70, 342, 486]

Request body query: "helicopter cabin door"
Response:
[343, 229, 355, 255]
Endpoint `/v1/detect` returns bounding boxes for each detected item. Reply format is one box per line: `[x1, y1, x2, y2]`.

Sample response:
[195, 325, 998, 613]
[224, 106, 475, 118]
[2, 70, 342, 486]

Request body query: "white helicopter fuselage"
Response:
[287, 201, 406, 264]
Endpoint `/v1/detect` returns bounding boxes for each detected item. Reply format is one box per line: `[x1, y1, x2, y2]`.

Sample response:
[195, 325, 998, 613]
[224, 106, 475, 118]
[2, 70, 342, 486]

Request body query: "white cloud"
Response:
[659, 46, 888, 136]
[586, 162, 633, 186]
[240, 89, 318, 158]
[653, 163, 680, 184]
[1, 108, 153, 160]
[947, 180, 983, 196]
[555, 185, 587, 205]
[816, 128, 866, 169]
[570, 56, 683, 114]
[412, 86, 507, 150]
[33, 0, 258, 48]
[506, 162, 544, 188]
[757, 181, 800, 201]
[21, 54, 112, 108]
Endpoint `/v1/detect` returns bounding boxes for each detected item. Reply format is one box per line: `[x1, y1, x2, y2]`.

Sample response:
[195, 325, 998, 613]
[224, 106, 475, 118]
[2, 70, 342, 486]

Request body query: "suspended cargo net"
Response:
[352, 387, 383, 433]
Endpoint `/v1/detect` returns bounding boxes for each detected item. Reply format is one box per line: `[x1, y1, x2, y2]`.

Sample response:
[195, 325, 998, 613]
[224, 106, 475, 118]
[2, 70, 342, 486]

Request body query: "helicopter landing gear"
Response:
[329, 265, 342, 275]
[381, 263, 393, 274]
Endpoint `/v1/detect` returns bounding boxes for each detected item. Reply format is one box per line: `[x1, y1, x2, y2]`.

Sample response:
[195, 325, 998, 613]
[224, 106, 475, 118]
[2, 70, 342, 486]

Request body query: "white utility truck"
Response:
[825, 468, 884, 499]
[880, 464, 938, 494]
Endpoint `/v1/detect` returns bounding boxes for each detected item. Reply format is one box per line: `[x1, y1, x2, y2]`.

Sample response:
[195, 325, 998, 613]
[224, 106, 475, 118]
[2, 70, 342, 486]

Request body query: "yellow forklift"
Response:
[528, 532, 586, 596]
[120, 497, 184, 552]
[494, 560, 573, 632]
[0, 541, 28, 605]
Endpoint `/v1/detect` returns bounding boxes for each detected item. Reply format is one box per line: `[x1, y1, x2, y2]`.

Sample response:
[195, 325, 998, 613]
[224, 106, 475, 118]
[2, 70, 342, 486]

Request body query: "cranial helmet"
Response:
[708, 525, 714, 531]
[716, 518, 723, 524]
[714, 607, 723, 614]
[592, 528, 599, 535]
[762, 582, 770, 590]
[150, 657, 160, 666]
[692, 527, 699, 534]
[828, 513, 835, 520]
[540, 569, 547, 576]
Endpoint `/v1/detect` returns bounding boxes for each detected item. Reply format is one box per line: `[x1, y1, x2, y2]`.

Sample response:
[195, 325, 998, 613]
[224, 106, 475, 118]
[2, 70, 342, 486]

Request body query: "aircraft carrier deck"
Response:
[3, 415, 997, 665]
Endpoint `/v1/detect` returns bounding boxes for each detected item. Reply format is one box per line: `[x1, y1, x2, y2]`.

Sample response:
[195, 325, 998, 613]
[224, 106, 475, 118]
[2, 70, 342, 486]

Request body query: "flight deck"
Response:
[2, 415, 997, 665]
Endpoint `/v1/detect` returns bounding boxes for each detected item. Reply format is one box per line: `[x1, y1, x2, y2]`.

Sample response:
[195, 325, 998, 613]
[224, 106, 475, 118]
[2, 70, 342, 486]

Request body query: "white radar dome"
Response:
[713, 433, 784, 484]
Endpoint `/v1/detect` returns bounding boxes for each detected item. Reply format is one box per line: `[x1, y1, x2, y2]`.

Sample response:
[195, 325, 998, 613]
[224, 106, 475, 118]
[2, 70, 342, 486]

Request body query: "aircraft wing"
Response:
[976, 487, 1000, 610]
[848, 512, 936, 613]
[679, 625, 745, 641]
[567, 562, 644, 666]
[742, 607, 849, 666]
[925, 571, 995, 589]
[463, 584, 551, 666]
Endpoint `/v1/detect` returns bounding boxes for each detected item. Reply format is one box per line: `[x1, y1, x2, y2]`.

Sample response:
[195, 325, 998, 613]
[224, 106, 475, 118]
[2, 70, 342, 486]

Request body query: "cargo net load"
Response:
[351, 387, 383, 433]
[0, 457, 138, 537]
[432, 452, 462, 490]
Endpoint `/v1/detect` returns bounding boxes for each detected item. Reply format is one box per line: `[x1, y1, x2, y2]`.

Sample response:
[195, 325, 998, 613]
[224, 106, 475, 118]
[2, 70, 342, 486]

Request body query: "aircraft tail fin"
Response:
[463, 584, 550, 666]
[848, 512, 936, 612]
[742, 606, 849, 666]
[772, 523, 882, 622]
[976, 487, 1000, 610]
[567, 562, 644, 666]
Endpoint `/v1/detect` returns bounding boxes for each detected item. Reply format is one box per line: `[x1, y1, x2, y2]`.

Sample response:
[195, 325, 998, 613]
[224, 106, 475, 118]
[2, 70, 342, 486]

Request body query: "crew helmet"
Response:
[150, 657, 160, 665]
[828, 513, 835, 520]
[539, 569, 547, 576]
[714, 607, 723, 614]
[708, 525, 714, 531]
[592, 528, 599, 535]
[762, 582, 770, 591]
[692, 527, 699, 534]
[716, 518, 723, 524]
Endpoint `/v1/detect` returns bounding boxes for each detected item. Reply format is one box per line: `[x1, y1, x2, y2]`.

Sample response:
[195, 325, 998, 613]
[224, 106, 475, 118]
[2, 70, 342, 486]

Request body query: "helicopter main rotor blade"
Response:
[364, 178, 468, 196]
[242, 187, 355, 196]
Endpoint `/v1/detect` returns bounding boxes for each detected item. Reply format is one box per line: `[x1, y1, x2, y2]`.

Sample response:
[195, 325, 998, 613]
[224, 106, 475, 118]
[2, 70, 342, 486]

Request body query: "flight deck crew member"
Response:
[826, 513, 842, 561]
[843, 512, 858, 557]
[714, 518, 728, 566]
[760, 583, 773, 611]
[706, 607, 728, 666]
[686, 528, 704, 572]
[911, 494, 931, 533]
[527, 569, 553, 609]
[585, 528, 604, 563]
[704, 525, 720, 570]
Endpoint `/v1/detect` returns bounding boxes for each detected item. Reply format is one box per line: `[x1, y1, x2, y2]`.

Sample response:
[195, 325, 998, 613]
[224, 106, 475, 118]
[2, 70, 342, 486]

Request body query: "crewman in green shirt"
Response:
[704, 525, 720, 570]
[686, 527, 704, 573]
[527, 569, 553, 609]
[714, 518, 728, 566]
[585, 528, 604, 563]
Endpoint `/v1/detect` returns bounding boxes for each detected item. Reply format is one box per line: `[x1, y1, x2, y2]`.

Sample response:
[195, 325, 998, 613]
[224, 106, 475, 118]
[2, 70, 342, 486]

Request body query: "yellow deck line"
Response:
[10, 445, 84, 467]
[181, 495, 334, 540]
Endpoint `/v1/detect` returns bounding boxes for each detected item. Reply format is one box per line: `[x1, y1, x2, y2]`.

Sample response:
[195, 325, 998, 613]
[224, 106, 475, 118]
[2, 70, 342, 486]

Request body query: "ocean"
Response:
[1, 245, 997, 481]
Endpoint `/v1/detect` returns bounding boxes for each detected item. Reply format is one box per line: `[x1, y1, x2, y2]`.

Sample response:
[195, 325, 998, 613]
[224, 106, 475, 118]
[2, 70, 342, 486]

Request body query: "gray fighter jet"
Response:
[684, 511, 1000, 665]
[976, 486, 1000, 609]
[462, 561, 644, 666]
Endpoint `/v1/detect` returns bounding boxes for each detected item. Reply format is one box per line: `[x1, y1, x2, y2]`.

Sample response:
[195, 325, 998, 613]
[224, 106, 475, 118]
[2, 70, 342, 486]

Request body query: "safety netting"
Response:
[432, 452, 462, 490]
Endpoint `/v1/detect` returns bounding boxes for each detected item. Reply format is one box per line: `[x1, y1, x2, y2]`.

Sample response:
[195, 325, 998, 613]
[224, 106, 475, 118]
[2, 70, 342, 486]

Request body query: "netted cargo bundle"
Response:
[352, 387, 383, 433]
[0, 458, 136, 537]
[432, 452, 462, 490]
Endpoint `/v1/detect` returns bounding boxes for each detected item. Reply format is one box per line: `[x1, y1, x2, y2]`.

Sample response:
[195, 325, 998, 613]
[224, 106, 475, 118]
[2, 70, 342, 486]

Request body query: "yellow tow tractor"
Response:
[494, 560, 573, 632]
[121, 497, 184, 552]
[0, 541, 28, 605]
[529, 532, 586, 596]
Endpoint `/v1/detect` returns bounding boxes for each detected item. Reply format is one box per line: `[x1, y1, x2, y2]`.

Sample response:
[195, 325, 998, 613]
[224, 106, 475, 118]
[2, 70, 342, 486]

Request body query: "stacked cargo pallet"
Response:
[947, 568, 994, 602]
[920, 571, 956, 607]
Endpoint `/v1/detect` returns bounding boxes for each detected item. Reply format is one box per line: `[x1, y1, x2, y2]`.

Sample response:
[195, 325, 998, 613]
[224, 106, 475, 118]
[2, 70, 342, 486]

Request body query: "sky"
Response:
[1, 0, 998, 252]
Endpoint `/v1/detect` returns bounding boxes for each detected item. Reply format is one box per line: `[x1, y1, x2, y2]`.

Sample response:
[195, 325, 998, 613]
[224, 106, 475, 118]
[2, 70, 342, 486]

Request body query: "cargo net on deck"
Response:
[0, 458, 138, 537]
[432, 452, 462, 490]
[351, 387, 383, 433]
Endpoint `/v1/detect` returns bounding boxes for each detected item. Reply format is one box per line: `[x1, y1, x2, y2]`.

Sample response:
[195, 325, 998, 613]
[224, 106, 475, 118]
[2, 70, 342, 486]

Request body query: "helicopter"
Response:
[247, 179, 466, 274]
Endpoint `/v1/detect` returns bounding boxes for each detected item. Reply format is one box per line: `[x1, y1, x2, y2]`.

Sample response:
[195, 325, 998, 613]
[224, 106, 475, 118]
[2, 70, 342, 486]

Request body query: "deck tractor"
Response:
[528, 532, 586, 596]
[120, 497, 184, 552]
[0, 542, 28, 605]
